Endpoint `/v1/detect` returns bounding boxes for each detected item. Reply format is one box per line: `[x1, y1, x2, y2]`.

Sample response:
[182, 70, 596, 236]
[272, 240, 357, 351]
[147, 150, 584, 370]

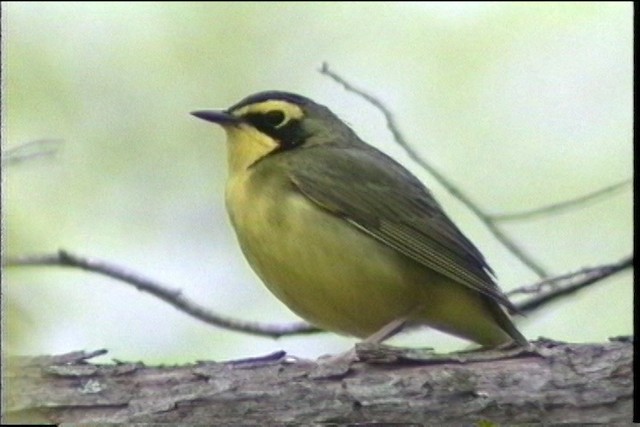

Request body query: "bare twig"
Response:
[7, 349, 109, 367]
[2, 139, 63, 166]
[319, 63, 549, 278]
[491, 179, 631, 222]
[4, 250, 632, 337]
[507, 255, 633, 297]
[515, 255, 633, 314]
[2, 250, 319, 338]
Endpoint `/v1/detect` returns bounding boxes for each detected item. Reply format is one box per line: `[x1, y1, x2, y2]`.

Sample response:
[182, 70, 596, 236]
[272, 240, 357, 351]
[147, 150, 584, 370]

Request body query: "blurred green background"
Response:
[3, 2, 632, 364]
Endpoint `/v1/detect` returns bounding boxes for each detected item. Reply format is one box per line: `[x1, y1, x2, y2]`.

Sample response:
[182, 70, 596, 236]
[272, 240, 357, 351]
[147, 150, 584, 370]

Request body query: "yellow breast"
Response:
[225, 164, 427, 337]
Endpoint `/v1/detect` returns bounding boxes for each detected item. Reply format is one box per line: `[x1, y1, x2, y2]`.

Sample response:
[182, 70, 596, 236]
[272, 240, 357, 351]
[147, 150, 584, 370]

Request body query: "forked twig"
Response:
[515, 255, 633, 313]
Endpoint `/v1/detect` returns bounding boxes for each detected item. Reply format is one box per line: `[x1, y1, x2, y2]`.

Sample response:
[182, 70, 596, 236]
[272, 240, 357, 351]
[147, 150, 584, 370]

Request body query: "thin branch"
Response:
[507, 256, 633, 297]
[9, 349, 109, 367]
[2, 139, 63, 166]
[3, 250, 632, 337]
[319, 63, 549, 278]
[515, 255, 633, 314]
[2, 250, 320, 339]
[491, 179, 632, 222]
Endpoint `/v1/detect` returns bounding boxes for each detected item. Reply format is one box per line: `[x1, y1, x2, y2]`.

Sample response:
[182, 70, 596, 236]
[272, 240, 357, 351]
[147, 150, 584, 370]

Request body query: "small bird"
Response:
[192, 91, 526, 348]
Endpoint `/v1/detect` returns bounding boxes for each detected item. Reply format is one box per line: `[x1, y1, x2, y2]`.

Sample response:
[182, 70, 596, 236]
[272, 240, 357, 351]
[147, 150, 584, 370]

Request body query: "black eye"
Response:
[263, 110, 286, 127]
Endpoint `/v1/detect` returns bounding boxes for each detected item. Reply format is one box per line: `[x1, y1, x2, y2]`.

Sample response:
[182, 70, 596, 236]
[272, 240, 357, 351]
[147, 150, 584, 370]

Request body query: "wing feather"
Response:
[286, 144, 518, 312]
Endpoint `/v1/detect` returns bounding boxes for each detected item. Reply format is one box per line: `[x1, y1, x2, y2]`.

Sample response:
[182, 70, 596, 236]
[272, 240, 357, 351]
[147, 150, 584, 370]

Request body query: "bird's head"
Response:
[192, 91, 357, 172]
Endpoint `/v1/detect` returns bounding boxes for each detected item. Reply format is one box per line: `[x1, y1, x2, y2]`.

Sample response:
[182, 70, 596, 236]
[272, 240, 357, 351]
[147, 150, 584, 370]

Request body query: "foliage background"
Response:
[3, 2, 632, 363]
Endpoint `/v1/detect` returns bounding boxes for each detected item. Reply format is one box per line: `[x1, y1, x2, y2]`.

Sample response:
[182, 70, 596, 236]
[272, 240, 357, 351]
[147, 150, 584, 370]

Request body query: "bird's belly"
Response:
[226, 178, 425, 337]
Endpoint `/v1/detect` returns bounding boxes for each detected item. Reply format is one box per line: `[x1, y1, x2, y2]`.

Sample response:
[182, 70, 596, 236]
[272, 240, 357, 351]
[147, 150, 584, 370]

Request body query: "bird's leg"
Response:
[362, 317, 408, 344]
[318, 317, 408, 364]
[311, 317, 409, 378]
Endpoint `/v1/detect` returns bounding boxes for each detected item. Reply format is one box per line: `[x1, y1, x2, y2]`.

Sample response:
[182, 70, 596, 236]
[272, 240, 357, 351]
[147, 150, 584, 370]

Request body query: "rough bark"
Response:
[2, 338, 632, 424]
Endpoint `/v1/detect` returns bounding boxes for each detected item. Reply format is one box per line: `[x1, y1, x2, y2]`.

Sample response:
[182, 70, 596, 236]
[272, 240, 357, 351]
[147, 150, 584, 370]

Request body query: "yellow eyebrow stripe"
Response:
[233, 100, 304, 121]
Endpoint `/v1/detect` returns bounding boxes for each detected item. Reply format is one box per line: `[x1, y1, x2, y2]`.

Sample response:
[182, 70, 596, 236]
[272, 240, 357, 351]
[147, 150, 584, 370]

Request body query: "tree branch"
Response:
[3, 340, 633, 424]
